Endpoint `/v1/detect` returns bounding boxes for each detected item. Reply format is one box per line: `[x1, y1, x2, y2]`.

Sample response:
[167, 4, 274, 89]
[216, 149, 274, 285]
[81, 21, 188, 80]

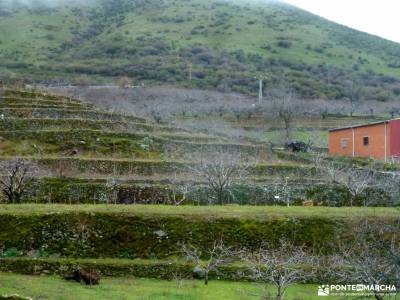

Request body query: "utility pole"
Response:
[187, 61, 192, 82]
[255, 75, 267, 105]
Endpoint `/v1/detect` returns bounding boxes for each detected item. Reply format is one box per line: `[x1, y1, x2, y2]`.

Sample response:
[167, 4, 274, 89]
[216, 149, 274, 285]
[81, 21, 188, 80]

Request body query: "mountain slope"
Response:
[1, 0, 400, 100]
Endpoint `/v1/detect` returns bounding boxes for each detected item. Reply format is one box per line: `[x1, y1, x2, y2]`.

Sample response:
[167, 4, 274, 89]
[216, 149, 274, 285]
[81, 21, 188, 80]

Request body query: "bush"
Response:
[1, 248, 23, 258]
[0, 208, 394, 259]
[277, 40, 292, 48]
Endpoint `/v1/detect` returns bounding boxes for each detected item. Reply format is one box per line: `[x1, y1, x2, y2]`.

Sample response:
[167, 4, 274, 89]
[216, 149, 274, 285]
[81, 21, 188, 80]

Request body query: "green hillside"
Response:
[1, 0, 400, 100]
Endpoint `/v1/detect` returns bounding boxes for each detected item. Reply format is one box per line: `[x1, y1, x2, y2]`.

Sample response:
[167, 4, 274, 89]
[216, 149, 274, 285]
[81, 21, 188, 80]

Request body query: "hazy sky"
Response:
[283, 0, 400, 43]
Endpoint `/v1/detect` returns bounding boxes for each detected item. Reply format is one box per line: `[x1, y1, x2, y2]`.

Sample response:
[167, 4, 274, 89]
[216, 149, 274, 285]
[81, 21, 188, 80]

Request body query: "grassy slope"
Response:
[1, 0, 399, 75]
[0, 204, 397, 219]
[1, 0, 400, 98]
[114, 0, 399, 74]
[0, 273, 346, 300]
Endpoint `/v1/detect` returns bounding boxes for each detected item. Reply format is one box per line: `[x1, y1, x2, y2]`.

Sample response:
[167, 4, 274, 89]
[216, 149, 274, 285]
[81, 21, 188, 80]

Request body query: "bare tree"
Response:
[270, 89, 300, 143]
[181, 240, 235, 285]
[374, 171, 400, 207]
[0, 159, 39, 203]
[105, 177, 121, 205]
[170, 183, 191, 206]
[171, 267, 185, 290]
[244, 239, 315, 300]
[117, 76, 133, 89]
[76, 74, 91, 87]
[344, 80, 364, 117]
[313, 155, 375, 206]
[333, 220, 400, 300]
[190, 152, 250, 205]
[169, 171, 193, 206]
[339, 168, 374, 206]
[102, 165, 127, 204]
[272, 176, 293, 207]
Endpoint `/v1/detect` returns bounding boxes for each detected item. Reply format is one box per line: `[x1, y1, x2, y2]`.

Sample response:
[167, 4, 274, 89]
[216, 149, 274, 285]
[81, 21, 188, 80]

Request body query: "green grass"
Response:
[0, 204, 397, 219]
[0, 272, 359, 300]
[263, 129, 328, 147]
[1, 0, 400, 99]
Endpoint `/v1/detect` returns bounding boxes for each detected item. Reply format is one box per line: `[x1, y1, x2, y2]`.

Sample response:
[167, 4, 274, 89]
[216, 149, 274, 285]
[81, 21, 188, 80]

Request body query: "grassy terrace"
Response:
[0, 107, 147, 123]
[30, 175, 322, 184]
[0, 204, 397, 219]
[0, 98, 88, 106]
[2, 205, 396, 258]
[0, 158, 307, 178]
[0, 118, 191, 134]
[0, 129, 224, 143]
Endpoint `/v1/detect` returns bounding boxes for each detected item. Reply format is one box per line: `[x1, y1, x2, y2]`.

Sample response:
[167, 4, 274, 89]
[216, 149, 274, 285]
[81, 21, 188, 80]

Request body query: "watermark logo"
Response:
[318, 284, 397, 297]
[317, 285, 330, 296]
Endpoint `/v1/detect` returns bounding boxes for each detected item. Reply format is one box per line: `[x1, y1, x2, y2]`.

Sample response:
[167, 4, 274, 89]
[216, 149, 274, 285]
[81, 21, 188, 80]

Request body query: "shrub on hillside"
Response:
[277, 40, 292, 48]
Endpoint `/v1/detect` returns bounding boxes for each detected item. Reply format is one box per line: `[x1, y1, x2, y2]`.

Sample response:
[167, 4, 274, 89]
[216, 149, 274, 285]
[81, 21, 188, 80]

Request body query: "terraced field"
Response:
[0, 89, 398, 300]
[53, 86, 386, 149]
[0, 90, 262, 153]
[0, 89, 394, 208]
[208, 113, 385, 147]
[0, 89, 324, 205]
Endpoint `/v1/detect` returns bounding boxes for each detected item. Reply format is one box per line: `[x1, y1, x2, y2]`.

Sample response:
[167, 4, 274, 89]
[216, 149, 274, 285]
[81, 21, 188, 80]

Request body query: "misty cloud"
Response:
[0, 0, 93, 8]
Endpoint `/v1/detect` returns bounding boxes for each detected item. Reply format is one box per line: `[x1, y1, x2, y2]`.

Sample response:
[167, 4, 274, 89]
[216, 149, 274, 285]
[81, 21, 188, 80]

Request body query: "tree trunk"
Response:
[204, 272, 209, 285]
[14, 192, 22, 204]
[217, 186, 225, 205]
[285, 125, 290, 143]
[276, 284, 284, 300]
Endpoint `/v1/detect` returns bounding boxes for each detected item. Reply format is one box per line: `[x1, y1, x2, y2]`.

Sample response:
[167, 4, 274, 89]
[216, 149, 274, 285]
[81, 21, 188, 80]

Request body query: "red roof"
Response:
[329, 119, 391, 132]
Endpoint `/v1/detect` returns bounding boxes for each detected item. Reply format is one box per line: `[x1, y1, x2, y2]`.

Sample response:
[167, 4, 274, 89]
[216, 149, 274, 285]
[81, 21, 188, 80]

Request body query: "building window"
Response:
[340, 138, 349, 149]
[363, 136, 369, 146]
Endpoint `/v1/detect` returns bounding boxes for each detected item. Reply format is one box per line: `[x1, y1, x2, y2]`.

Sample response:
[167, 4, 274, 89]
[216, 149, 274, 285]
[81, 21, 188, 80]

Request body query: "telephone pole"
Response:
[255, 75, 267, 105]
[187, 61, 192, 82]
